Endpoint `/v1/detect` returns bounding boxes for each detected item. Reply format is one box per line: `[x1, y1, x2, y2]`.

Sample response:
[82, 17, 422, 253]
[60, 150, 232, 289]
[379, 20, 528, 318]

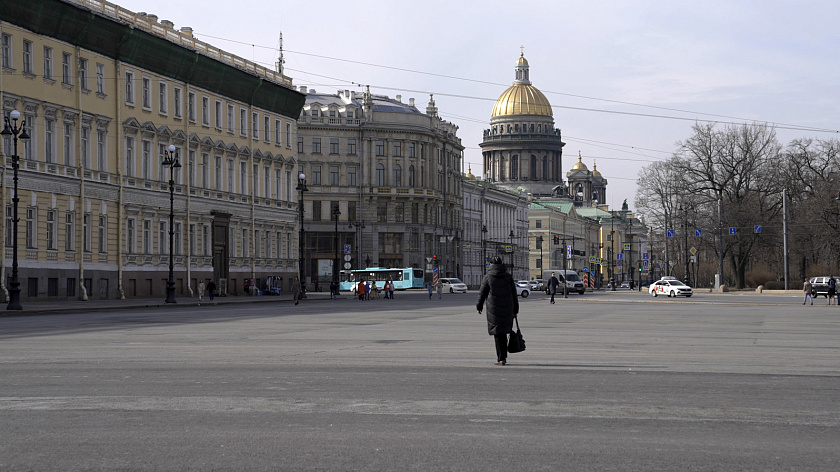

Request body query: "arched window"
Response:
[542, 156, 548, 180]
[408, 165, 416, 187]
[393, 164, 402, 187]
[530, 155, 537, 180]
[376, 163, 385, 186]
[511, 155, 518, 181]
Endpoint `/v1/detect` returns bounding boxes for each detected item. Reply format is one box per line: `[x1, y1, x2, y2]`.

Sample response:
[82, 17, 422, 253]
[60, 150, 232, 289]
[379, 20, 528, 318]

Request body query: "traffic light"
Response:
[433, 255, 438, 265]
[553, 234, 560, 245]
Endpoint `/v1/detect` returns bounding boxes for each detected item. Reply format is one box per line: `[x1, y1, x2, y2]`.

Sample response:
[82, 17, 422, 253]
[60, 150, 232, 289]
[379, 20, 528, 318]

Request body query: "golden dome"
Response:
[491, 84, 553, 117]
[466, 165, 475, 179]
[571, 152, 588, 171]
[516, 53, 529, 66]
[592, 161, 602, 177]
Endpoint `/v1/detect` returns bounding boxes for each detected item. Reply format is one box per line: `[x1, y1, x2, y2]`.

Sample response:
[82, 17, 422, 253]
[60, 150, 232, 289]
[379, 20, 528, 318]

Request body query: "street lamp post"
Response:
[332, 205, 341, 290]
[162, 144, 181, 304]
[537, 235, 544, 280]
[562, 234, 568, 298]
[1, 110, 30, 310]
[679, 203, 689, 285]
[481, 225, 488, 275]
[348, 220, 365, 272]
[509, 230, 515, 274]
[296, 173, 308, 298]
[610, 214, 616, 291]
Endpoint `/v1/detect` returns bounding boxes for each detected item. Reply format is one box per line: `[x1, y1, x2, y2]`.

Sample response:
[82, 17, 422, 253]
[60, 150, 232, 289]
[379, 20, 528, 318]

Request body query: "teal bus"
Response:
[339, 267, 425, 291]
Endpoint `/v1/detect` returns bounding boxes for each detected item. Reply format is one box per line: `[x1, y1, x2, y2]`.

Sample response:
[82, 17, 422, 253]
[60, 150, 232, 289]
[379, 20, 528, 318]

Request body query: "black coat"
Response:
[476, 263, 519, 335]
[547, 276, 560, 295]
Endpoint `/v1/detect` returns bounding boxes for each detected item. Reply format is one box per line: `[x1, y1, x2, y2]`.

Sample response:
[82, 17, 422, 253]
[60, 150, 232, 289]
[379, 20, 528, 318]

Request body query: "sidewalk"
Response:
[0, 291, 337, 316]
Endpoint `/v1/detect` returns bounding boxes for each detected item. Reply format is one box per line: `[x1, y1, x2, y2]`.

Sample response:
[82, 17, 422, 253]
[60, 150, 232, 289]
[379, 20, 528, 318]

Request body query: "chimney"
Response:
[161, 20, 174, 29]
[179, 27, 193, 37]
[409, 98, 415, 107]
[299, 86, 308, 94]
[147, 14, 158, 23]
[396, 95, 401, 103]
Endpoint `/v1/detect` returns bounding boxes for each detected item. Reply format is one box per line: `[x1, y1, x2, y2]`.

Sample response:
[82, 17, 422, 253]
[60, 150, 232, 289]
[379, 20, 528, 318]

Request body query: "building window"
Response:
[83, 213, 92, 252]
[22, 40, 33, 75]
[96, 63, 105, 94]
[44, 118, 54, 163]
[189, 224, 196, 256]
[159, 82, 168, 114]
[393, 164, 402, 187]
[126, 219, 135, 254]
[312, 201, 321, 222]
[408, 142, 416, 158]
[215, 156, 222, 190]
[188, 92, 196, 122]
[203, 225, 210, 256]
[348, 167, 357, 186]
[202, 96, 209, 125]
[142, 140, 151, 180]
[375, 140, 385, 156]
[215, 101, 223, 129]
[124, 70, 134, 104]
[312, 165, 321, 185]
[79, 58, 89, 90]
[44, 46, 54, 81]
[142, 220, 151, 253]
[240, 162, 248, 194]
[62, 52, 72, 85]
[393, 141, 402, 157]
[348, 201, 357, 222]
[275, 119, 282, 144]
[141, 77, 151, 109]
[125, 136, 135, 177]
[330, 166, 339, 186]
[159, 221, 168, 254]
[376, 163, 385, 186]
[330, 138, 339, 154]
[536, 220, 542, 229]
[411, 203, 419, 224]
[46, 210, 57, 250]
[264, 116, 270, 142]
[395, 202, 405, 223]
[201, 153, 209, 188]
[173, 87, 182, 118]
[98, 215, 107, 253]
[377, 202, 388, 223]
[297, 138, 303, 153]
[408, 165, 416, 187]
[97, 130, 106, 171]
[227, 159, 234, 192]
[347, 139, 356, 155]
[227, 104, 235, 132]
[252, 112, 259, 139]
[286, 122, 292, 146]
[174, 222, 182, 255]
[4, 206, 11, 247]
[65, 212, 75, 251]
[1, 34, 11, 70]
[26, 207, 36, 248]
[80, 127, 89, 168]
[312, 138, 321, 154]
[240, 109, 247, 136]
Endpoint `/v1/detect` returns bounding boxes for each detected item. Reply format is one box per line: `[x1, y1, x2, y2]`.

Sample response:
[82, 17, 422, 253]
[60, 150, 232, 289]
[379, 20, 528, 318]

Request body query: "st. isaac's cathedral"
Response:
[479, 53, 607, 207]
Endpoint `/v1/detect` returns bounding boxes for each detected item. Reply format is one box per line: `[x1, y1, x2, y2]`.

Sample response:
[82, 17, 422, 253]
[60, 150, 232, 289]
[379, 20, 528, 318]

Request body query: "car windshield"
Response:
[669, 281, 687, 286]
[448, 278, 463, 284]
[565, 273, 581, 282]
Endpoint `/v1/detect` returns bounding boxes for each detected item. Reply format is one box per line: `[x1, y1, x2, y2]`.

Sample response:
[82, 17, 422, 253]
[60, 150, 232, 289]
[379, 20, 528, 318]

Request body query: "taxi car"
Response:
[649, 279, 693, 297]
[440, 278, 468, 293]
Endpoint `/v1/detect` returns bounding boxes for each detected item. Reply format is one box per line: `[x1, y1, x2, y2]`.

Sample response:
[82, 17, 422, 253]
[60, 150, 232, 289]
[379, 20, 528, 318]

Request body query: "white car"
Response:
[649, 279, 693, 297]
[516, 281, 530, 298]
[440, 278, 468, 293]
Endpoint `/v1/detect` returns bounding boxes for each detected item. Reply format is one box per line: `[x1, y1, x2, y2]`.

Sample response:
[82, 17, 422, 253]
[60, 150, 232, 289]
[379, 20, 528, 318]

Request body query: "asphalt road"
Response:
[1, 290, 838, 471]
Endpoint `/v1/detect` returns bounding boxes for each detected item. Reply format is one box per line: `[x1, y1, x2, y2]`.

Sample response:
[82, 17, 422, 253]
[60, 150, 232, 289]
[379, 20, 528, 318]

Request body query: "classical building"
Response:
[527, 199, 600, 281]
[295, 87, 463, 284]
[0, 0, 304, 301]
[566, 152, 608, 207]
[479, 53, 565, 196]
[462, 167, 529, 287]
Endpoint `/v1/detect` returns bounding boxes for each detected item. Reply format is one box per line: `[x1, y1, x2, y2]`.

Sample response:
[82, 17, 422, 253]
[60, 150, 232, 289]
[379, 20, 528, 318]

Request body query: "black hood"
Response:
[487, 263, 507, 277]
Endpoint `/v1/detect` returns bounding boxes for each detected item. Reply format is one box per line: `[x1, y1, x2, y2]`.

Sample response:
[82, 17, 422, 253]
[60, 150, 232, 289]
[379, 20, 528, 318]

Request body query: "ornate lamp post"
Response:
[481, 225, 488, 275]
[296, 173, 308, 297]
[162, 144, 180, 304]
[332, 205, 341, 289]
[1, 110, 30, 310]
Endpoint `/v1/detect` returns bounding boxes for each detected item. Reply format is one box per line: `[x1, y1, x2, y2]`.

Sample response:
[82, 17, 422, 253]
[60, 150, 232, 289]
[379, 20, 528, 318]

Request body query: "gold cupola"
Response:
[571, 152, 588, 171]
[491, 52, 553, 118]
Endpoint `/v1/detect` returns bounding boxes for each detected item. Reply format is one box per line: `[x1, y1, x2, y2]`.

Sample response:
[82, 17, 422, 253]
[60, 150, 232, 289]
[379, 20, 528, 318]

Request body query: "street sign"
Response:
[344, 244, 351, 254]
[505, 245, 513, 253]
[642, 252, 648, 260]
[754, 225, 761, 234]
[667, 230, 674, 238]
[589, 256, 596, 263]
[643, 260, 649, 269]
[343, 262, 351, 269]
[426, 257, 432, 263]
[433, 267, 438, 274]
[616, 253, 623, 260]
[690, 255, 696, 263]
[730, 227, 736, 235]
[695, 229, 702, 237]
[617, 260, 623, 266]
[344, 255, 352, 262]
[567, 245, 572, 259]
[690, 247, 697, 255]
[595, 257, 602, 264]
[582, 266, 589, 273]
[623, 243, 630, 251]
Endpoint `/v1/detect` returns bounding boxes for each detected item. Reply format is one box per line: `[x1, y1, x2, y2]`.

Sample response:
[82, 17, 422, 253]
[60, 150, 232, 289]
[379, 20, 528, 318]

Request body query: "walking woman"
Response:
[476, 256, 519, 366]
[291, 276, 302, 305]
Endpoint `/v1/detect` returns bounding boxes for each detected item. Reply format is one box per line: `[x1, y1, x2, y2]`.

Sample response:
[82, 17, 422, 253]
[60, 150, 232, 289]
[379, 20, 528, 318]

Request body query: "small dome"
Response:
[516, 53, 529, 66]
[592, 162, 602, 177]
[571, 153, 588, 171]
[466, 164, 475, 179]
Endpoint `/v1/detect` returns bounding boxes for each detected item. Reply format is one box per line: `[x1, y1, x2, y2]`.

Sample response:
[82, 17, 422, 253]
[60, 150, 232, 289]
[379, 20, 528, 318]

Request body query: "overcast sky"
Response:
[119, 0, 840, 209]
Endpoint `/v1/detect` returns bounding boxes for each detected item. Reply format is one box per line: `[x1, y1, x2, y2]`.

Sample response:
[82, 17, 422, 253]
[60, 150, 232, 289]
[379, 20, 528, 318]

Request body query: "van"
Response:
[543, 270, 586, 295]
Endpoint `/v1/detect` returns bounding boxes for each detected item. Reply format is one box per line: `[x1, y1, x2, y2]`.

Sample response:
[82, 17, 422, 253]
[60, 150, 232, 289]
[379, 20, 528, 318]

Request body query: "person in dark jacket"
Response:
[547, 272, 560, 304]
[476, 256, 519, 365]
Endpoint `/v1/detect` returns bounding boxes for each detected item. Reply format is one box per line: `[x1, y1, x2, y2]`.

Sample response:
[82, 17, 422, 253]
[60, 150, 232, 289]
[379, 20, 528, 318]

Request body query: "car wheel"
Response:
[577, 290, 585, 295]
[521, 290, 529, 298]
[651, 290, 657, 297]
[670, 290, 676, 297]
[450, 287, 454, 293]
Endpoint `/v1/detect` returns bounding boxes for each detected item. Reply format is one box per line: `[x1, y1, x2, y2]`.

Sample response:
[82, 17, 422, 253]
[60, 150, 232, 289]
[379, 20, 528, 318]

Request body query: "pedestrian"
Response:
[437, 280, 443, 299]
[803, 277, 813, 305]
[547, 272, 559, 304]
[828, 276, 836, 305]
[365, 281, 371, 300]
[476, 256, 519, 366]
[314, 278, 319, 293]
[427, 282, 433, 300]
[329, 280, 338, 299]
[382, 280, 391, 299]
[357, 280, 366, 301]
[198, 280, 206, 302]
[207, 280, 216, 300]
[291, 276, 302, 305]
[388, 278, 395, 300]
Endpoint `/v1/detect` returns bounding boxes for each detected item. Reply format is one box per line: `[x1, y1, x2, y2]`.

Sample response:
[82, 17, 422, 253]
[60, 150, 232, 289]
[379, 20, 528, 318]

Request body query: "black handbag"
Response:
[507, 317, 526, 354]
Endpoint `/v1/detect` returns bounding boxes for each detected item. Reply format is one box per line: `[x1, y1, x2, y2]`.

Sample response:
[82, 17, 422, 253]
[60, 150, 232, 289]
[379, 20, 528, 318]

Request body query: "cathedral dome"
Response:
[491, 53, 553, 118]
[592, 162, 602, 177]
[571, 153, 588, 171]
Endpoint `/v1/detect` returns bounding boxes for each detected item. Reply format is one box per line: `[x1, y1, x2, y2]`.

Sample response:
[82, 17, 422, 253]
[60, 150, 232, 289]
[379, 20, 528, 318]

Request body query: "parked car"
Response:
[515, 281, 531, 298]
[529, 279, 545, 291]
[809, 276, 839, 297]
[649, 279, 693, 297]
[620, 281, 630, 289]
[440, 278, 468, 293]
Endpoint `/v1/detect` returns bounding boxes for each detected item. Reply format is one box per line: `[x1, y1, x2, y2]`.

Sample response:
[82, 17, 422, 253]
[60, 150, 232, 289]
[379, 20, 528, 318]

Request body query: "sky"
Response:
[118, 0, 840, 209]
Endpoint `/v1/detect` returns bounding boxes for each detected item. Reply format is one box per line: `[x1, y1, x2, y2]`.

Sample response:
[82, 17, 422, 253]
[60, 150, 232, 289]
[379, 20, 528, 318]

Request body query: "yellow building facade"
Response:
[1, 0, 304, 301]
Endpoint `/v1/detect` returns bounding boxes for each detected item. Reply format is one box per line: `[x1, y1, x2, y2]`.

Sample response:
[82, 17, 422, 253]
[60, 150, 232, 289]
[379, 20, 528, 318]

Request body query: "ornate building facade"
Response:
[1, 0, 304, 301]
[479, 53, 565, 196]
[295, 88, 463, 284]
